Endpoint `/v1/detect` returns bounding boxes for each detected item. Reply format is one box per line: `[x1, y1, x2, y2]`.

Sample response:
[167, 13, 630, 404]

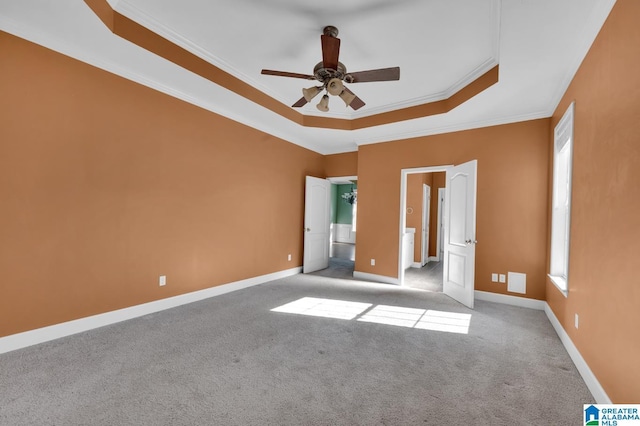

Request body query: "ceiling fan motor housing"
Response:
[314, 61, 347, 83]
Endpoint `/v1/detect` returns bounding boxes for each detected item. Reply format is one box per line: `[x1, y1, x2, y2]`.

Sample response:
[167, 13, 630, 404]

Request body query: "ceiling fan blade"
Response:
[291, 97, 308, 108]
[346, 67, 400, 83]
[343, 87, 365, 110]
[261, 69, 316, 80]
[321, 34, 340, 70]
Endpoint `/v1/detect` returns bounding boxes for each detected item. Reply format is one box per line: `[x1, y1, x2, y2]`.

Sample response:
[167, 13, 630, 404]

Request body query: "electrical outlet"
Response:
[159, 275, 166, 287]
[499, 274, 506, 283]
[491, 273, 498, 282]
[575, 314, 579, 329]
[371, 259, 375, 266]
[287, 254, 292, 261]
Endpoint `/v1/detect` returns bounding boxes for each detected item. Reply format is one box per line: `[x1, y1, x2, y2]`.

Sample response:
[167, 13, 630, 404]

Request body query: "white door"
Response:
[443, 160, 477, 308]
[421, 184, 431, 266]
[303, 176, 331, 273]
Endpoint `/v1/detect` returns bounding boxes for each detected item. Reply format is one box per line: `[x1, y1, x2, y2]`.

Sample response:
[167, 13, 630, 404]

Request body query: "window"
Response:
[549, 102, 574, 296]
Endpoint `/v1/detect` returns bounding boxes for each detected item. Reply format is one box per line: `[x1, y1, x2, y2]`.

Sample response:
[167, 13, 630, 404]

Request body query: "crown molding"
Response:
[116, 0, 501, 121]
[351, 58, 499, 118]
[351, 0, 502, 118]
[115, 0, 287, 106]
[3, 0, 614, 155]
[353, 109, 550, 148]
[0, 15, 328, 155]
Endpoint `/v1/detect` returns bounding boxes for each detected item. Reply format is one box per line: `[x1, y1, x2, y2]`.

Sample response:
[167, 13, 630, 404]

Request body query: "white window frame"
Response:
[548, 102, 575, 297]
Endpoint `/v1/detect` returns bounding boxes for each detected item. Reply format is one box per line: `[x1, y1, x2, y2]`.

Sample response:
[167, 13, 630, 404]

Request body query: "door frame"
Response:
[421, 184, 431, 266]
[399, 166, 452, 285]
[325, 175, 358, 259]
[436, 187, 445, 262]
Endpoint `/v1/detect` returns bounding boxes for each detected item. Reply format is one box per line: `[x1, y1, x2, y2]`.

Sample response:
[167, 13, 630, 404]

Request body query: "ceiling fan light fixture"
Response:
[261, 26, 397, 111]
[316, 94, 330, 112]
[339, 90, 356, 106]
[326, 78, 344, 96]
[302, 86, 323, 102]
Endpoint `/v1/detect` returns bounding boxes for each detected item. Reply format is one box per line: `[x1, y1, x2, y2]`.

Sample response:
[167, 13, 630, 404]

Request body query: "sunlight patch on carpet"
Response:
[358, 306, 471, 334]
[272, 298, 471, 334]
[271, 297, 372, 320]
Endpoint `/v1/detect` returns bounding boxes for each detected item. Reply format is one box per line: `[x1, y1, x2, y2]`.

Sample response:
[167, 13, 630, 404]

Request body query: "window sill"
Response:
[548, 275, 568, 298]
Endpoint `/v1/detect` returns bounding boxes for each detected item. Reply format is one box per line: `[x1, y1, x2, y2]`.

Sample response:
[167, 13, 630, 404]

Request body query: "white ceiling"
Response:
[0, 0, 616, 154]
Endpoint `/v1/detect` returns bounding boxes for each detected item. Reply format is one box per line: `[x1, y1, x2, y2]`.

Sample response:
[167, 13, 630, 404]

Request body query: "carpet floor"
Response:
[0, 273, 593, 425]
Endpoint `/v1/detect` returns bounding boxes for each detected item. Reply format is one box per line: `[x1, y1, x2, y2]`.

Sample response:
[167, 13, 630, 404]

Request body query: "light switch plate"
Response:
[499, 274, 506, 283]
[159, 275, 166, 287]
[491, 273, 498, 282]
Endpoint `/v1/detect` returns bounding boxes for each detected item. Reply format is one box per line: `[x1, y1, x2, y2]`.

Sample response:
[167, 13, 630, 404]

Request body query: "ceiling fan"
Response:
[261, 26, 400, 112]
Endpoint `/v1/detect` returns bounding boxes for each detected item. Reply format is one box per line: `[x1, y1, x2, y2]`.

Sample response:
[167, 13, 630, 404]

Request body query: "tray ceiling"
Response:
[0, 0, 616, 153]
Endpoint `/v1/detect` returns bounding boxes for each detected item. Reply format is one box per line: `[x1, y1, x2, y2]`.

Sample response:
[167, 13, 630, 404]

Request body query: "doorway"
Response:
[328, 176, 357, 276]
[401, 169, 447, 292]
[398, 162, 478, 308]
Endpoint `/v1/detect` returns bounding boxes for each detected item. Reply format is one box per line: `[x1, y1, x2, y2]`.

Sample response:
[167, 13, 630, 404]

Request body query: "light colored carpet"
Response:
[404, 261, 444, 292]
[310, 257, 357, 280]
[313, 257, 444, 293]
[0, 273, 593, 425]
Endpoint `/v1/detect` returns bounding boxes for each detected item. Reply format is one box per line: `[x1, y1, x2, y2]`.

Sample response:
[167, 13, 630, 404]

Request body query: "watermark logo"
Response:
[584, 405, 640, 425]
[585, 405, 600, 425]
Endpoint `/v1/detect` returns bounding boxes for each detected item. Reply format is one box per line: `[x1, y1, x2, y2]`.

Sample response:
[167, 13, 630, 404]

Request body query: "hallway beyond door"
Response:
[404, 262, 443, 292]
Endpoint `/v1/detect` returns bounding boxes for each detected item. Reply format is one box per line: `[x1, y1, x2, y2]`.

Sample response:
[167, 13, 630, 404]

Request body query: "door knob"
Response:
[306, 228, 311, 232]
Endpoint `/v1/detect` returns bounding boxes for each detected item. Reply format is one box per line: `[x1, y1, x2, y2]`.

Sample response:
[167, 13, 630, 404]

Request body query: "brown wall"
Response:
[324, 152, 358, 177]
[546, 0, 640, 402]
[356, 119, 550, 300]
[3, 0, 638, 402]
[0, 32, 324, 337]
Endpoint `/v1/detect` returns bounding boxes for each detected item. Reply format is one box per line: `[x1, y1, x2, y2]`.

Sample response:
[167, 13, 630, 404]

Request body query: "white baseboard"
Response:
[474, 290, 546, 310]
[411, 262, 422, 268]
[353, 271, 400, 285]
[473, 290, 610, 403]
[428, 256, 439, 262]
[0, 267, 301, 355]
[544, 304, 611, 403]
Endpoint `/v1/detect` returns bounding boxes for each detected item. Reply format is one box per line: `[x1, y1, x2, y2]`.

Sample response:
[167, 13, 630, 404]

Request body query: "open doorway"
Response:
[308, 176, 357, 279]
[302, 175, 357, 280]
[401, 170, 446, 292]
[399, 162, 478, 308]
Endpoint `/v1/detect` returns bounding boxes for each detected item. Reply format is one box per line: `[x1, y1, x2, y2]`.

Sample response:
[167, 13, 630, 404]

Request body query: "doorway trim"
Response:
[435, 187, 445, 262]
[421, 184, 431, 267]
[399, 166, 452, 286]
[325, 175, 358, 269]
